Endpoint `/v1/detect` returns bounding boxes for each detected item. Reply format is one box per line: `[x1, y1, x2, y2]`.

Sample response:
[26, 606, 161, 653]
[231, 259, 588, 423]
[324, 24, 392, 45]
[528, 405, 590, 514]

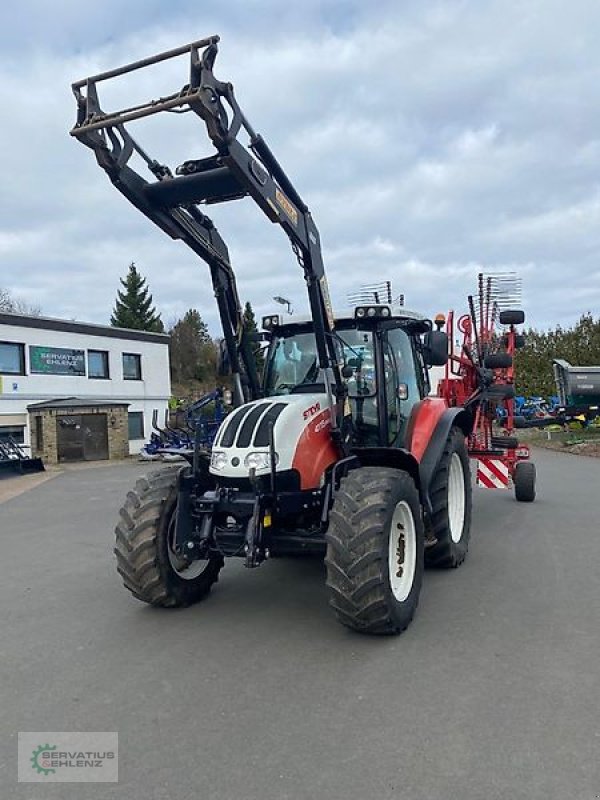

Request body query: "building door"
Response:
[82, 414, 109, 460]
[56, 414, 109, 462]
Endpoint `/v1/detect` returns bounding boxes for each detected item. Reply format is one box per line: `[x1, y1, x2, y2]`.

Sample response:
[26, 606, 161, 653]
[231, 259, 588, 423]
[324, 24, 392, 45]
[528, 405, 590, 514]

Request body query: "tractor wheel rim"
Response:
[388, 500, 417, 603]
[167, 515, 210, 580]
[448, 452, 466, 544]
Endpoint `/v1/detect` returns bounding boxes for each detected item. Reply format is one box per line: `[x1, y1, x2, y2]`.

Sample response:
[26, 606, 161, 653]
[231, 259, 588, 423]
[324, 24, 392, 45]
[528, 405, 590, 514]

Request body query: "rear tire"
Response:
[499, 309, 525, 325]
[514, 461, 536, 502]
[325, 467, 424, 635]
[484, 352, 513, 369]
[425, 427, 472, 568]
[114, 465, 223, 607]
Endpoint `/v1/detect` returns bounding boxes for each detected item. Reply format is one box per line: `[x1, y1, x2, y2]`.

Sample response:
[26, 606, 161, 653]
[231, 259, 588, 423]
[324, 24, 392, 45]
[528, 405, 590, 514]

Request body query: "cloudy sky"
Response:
[1, 0, 599, 334]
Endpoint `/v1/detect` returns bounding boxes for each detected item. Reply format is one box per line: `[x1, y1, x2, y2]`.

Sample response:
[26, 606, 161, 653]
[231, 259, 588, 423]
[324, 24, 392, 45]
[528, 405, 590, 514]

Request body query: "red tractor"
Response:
[70, 38, 532, 635]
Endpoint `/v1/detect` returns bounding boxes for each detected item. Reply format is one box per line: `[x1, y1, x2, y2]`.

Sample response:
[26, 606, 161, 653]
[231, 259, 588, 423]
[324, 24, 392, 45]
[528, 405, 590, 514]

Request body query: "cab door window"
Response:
[384, 328, 423, 445]
[337, 330, 379, 446]
[383, 342, 400, 445]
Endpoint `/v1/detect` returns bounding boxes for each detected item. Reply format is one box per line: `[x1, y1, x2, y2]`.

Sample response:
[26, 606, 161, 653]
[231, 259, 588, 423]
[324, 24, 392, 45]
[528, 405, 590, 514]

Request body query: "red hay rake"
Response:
[437, 273, 536, 502]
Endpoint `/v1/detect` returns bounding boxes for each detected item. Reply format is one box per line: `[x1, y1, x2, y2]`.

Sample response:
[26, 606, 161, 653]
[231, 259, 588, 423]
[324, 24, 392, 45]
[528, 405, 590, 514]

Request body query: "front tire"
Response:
[114, 465, 223, 607]
[425, 427, 472, 568]
[325, 467, 424, 635]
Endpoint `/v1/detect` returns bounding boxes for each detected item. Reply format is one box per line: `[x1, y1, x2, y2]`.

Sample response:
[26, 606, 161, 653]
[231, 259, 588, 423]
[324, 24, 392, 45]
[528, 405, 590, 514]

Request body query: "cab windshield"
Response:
[263, 328, 375, 397]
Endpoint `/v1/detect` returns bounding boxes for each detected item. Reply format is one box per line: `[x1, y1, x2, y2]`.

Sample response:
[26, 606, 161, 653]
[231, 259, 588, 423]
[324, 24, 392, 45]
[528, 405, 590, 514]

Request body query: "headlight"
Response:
[210, 451, 228, 470]
[244, 451, 278, 470]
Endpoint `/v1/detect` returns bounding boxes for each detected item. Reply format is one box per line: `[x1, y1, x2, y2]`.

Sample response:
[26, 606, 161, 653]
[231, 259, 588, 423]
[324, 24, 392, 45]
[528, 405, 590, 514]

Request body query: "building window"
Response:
[0, 425, 25, 444]
[88, 350, 110, 379]
[122, 353, 142, 380]
[0, 342, 26, 375]
[35, 416, 44, 451]
[128, 411, 145, 440]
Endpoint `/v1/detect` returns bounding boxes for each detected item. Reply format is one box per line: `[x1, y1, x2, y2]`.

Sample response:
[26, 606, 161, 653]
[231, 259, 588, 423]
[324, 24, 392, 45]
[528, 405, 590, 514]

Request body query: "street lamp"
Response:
[272, 295, 293, 315]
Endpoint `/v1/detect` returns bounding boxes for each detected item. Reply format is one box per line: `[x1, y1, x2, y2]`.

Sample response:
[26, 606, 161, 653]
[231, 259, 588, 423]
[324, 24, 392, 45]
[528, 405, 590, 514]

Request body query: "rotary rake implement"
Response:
[437, 273, 536, 502]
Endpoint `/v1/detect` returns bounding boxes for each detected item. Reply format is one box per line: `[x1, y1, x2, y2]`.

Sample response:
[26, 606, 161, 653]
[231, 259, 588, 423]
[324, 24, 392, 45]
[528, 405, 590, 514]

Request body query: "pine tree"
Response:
[242, 301, 258, 335]
[181, 308, 211, 344]
[110, 263, 164, 332]
[242, 300, 264, 374]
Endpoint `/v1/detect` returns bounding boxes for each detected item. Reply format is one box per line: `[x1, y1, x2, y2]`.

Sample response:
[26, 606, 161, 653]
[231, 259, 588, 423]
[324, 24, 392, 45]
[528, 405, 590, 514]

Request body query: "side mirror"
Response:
[397, 383, 409, 401]
[217, 339, 231, 377]
[423, 330, 448, 366]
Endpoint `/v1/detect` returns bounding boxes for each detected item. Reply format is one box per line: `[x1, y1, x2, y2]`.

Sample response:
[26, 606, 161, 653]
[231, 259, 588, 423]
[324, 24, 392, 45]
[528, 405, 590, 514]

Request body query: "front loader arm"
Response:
[70, 37, 348, 443]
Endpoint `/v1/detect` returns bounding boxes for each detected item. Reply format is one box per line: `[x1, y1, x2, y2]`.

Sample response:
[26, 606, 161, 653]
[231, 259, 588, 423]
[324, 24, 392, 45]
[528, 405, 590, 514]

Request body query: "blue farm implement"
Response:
[139, 389, 229, 461]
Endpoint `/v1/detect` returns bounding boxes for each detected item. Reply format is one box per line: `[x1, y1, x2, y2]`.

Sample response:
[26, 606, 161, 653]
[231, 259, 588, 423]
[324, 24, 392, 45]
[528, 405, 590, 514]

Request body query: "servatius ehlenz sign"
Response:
[29, 346, 86, 376]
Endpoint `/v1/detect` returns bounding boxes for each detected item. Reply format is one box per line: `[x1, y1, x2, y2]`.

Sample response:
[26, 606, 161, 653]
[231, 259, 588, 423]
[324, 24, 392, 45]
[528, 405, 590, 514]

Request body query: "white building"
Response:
[0, 312, 170, 460]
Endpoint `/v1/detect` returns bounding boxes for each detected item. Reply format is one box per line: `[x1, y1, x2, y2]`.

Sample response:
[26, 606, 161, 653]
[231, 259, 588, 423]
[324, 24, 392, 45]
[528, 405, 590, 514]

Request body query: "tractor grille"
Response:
[236, 403, 272, 448]
[216, 401, 289, 449]
[253, 403, 287, 446]
[216, 404, 254, 448]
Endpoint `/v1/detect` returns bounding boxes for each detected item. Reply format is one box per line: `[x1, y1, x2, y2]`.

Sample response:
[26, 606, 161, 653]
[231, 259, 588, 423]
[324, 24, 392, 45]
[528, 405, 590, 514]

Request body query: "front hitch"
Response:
[173, 469, 218, 562]
[244, 498, 271, 568]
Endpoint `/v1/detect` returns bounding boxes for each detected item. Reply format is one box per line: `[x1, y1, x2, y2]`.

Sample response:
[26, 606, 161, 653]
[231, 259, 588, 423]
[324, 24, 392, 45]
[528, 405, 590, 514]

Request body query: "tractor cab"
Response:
[261, 305, 443, 449]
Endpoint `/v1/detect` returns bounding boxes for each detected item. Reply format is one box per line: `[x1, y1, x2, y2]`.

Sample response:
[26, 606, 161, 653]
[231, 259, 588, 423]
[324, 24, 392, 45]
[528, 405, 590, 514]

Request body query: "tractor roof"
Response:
[263, 304, 432, 336]
[267, 307, 429, 328]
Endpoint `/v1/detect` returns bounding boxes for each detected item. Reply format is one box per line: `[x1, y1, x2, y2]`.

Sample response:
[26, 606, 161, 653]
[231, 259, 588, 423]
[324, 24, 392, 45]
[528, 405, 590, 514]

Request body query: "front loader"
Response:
[71, 37, 502, 634]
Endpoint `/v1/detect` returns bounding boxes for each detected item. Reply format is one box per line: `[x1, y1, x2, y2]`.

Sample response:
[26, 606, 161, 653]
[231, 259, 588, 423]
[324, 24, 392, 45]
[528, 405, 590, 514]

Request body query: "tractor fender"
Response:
[344, 405, 472, 515]
[350, 447, 421, 491]
[416, 406, 472, 515]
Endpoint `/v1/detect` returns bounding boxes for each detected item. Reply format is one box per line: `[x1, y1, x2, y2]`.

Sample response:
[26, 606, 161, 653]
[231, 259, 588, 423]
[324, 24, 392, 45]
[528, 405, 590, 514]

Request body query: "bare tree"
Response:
[0, 287, 11, 310]
[0, 287, 41, 316]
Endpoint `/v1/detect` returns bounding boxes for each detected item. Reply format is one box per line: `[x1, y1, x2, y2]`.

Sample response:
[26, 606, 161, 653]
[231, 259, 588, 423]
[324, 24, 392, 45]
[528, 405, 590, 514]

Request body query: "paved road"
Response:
[1, 449, 599, 800]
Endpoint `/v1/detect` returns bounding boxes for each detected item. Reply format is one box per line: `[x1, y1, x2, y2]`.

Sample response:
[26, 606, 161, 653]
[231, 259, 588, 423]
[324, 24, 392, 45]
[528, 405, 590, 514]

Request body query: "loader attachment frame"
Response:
[70, 37, 348, 446]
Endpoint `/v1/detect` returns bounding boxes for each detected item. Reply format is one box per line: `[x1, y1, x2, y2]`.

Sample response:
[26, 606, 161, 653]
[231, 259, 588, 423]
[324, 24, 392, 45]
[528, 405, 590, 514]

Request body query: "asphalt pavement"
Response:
[1, 449, 599, 800]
